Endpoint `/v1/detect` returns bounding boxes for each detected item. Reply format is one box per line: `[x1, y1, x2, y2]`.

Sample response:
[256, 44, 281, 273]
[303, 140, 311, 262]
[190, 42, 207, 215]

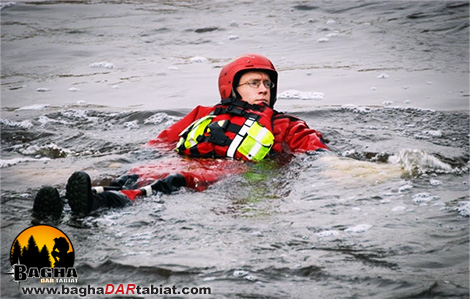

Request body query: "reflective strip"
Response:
[239, 118, 255, 135]
[186, 127, 198, 147]
[226, 118, 256, 158]
[247, 138, 263, 159]
[244, 127, 269, 159]
[143, 185, 153, 197]
[227, 134, 243, 158]
[237, 123, 274, 161]
[177, 115, 215, 152]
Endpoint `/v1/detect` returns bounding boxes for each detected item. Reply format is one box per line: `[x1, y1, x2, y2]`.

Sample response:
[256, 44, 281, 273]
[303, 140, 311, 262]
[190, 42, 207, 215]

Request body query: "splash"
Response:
[388, 149, 453, 176]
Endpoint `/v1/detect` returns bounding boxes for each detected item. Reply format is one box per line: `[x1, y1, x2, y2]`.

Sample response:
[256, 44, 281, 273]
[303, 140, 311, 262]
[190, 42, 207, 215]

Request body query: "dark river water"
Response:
[1, 1, 469, 298]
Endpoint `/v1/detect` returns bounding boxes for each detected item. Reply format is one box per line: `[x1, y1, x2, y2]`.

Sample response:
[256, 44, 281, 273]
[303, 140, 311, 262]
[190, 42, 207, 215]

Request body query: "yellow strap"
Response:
[237, 122, 274, 161]
[176, 115, 215, 152]
[176, 115, 274, 161]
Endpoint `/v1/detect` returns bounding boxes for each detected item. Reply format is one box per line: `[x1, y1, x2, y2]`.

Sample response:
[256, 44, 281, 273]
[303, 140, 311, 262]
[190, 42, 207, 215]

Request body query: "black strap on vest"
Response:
[213, 98, 263, 123]
[207, 120, 230, 146]
[179, 99, 269, 152]
[193, 99, 263, 147]
[219, 98, 266, 112]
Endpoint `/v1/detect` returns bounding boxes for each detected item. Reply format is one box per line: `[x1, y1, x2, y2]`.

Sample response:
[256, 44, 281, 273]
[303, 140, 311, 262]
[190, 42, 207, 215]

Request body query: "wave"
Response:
[389, 149, 468, 176]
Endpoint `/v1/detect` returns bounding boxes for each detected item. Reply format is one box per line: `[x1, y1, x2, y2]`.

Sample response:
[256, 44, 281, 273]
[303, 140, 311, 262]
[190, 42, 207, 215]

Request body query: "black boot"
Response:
[95, 191, 131, 208]
[33, 186, 64, 219]
[109, 174, 139, 189]
[66, 171, 96, 216]
[151, 174, 187, 194]
[66, 171, 131, 216]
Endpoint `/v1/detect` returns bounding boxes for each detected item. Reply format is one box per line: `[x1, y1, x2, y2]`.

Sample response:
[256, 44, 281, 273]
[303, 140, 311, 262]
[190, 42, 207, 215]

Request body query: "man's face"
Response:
[235, 71, 272, 106]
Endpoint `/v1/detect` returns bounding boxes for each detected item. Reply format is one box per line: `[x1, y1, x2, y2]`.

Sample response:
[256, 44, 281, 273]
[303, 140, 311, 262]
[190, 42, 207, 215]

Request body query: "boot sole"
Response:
[33, 186, 63, 219]
[66, 171, 93, 216]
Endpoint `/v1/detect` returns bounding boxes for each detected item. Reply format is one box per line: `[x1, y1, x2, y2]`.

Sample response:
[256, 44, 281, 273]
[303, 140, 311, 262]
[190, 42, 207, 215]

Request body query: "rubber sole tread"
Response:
[33, 186, 63, 219]
[66, 171, 93, 216]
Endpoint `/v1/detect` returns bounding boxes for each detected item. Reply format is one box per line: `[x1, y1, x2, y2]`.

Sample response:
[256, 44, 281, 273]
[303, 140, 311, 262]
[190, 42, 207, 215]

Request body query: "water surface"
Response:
[1, 1, 469, 298]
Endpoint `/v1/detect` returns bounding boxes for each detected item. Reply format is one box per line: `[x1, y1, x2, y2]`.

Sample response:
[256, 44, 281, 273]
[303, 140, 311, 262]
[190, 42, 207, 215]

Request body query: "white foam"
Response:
[388, 149, 453, 175]
[377, 73, 390, 79]
[233, 270, 249, 277]
[89, 62, 115, 69]
[411, 192, 440, 205]
[317, 230, 341, 238]
[228, 35, 239, 40]
[340, 104, 372, 113]
[38, 115, 70, 125]
[278, 89, 324, 101]
[317, 37, 329, 43]
[0, 119, 34, 129]
[189, 56, 208, 63]
[456, 201, 470, 217]
[0, 2, 16, 11]
[398, 184, 413, 193]
[144, 112, 179, 126]
[124, 120, 139, 130]
[424, 130, 443, 137]
[0, 157, 50, 168]
[68, 87, 79, 92]
[17, 104, 50, 111]
[61, 109, 92, 119]
[345, 224, 372, 233]
[19, 143, 71, 157]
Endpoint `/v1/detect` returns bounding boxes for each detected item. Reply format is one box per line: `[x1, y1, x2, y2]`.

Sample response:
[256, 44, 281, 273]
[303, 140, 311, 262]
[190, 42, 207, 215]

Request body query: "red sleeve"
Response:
[146, 105, 215, 146]
[272, 115, 329, 153]
[129, 157, 248, 192]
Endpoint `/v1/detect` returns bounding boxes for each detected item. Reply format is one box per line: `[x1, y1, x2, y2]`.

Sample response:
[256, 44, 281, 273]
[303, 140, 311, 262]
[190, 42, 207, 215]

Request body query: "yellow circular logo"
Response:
[10, 225, 74, 269]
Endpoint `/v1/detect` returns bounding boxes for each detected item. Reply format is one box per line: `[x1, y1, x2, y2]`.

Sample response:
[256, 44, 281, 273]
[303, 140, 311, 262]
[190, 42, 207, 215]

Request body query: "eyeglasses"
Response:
[238, 79, 275, 89]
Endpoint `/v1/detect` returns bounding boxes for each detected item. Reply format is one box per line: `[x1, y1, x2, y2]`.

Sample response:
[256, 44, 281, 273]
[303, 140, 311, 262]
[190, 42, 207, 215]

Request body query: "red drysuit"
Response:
[149, 105, 328, 154]
[121, 105, 328, 199]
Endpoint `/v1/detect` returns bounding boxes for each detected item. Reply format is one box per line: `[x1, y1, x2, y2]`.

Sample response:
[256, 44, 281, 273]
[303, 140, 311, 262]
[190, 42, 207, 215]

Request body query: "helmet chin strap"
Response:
[231, 88, 241, 100]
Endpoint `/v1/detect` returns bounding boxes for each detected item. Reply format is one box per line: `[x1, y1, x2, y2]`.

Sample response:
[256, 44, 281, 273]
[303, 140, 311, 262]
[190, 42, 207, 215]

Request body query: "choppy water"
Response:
[1, 1, 469, 298]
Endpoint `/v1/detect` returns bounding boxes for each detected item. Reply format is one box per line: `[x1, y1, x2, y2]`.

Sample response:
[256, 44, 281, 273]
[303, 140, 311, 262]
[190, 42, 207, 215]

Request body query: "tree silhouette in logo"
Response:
[10, 226, 75, 270]
[51, 237, 74, 268]
[21, 235, 41, 268]
[39, 245, 52, 268]
[10, 239, 22, 265]
[11, 236, 54, 268]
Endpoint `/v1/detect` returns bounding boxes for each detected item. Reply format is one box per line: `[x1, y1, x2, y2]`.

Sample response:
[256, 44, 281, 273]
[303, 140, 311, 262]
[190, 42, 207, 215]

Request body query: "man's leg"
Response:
[66, 171, 131, 216]
[33, 171, 187, 218]
[33, 186, 64, 219]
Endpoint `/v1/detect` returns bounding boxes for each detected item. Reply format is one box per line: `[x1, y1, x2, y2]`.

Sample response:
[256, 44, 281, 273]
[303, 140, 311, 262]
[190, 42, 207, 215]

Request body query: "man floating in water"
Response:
[33, 54, 329, 219]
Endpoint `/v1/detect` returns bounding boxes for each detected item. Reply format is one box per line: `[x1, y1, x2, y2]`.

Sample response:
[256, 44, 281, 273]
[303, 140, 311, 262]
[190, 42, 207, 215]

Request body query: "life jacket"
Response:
[176, 98, 275, 161]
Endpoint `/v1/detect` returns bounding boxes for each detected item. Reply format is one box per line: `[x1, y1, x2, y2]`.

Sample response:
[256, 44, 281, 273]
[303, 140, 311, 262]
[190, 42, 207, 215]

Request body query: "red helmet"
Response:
[218, 54, 278, 107]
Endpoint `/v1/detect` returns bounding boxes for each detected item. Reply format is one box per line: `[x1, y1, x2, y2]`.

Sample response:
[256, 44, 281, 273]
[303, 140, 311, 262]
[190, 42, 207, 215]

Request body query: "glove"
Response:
[150, 174, 187, 194]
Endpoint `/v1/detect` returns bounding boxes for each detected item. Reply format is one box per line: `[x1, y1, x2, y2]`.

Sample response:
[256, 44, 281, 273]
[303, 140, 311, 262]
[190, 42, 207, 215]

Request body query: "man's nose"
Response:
[258, 83, 268, 92]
